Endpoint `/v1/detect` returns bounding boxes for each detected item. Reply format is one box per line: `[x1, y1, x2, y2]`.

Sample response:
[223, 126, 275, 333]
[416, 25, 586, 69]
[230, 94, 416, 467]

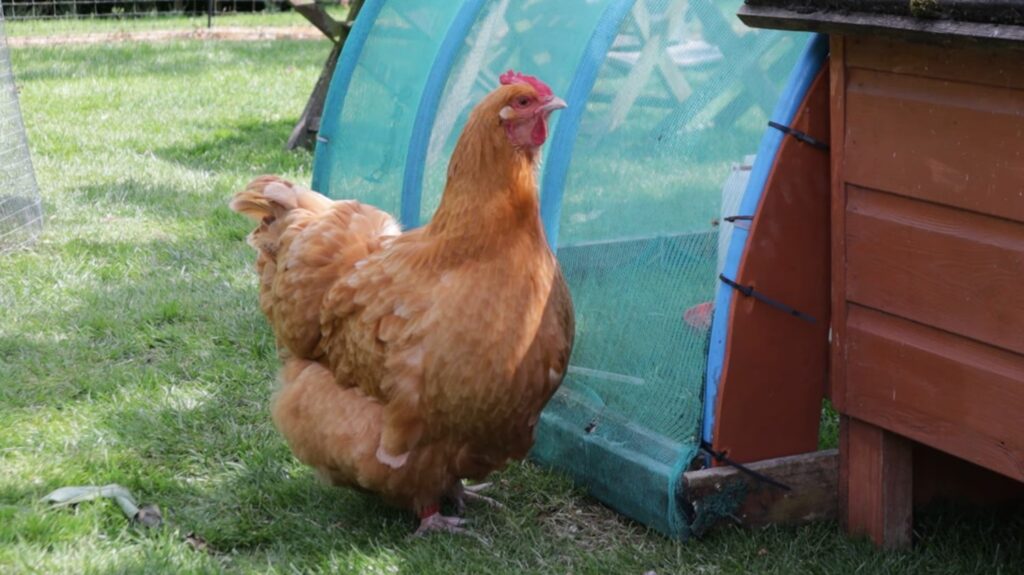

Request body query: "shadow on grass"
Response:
[0, 220, 588, 572]
[156, 118, 309, 178]
[61, 117, 307, 231]
[66, 179, 254, 240]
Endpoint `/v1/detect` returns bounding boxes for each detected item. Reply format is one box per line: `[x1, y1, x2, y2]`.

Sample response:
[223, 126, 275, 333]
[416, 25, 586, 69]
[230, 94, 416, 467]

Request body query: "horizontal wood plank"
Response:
[844, 305, 1024, 482]
[843, 68, 1024, 222]
[845, 185, 1024, 355]
[845, 35, 1024, 90]
[684, 449, 838, 533]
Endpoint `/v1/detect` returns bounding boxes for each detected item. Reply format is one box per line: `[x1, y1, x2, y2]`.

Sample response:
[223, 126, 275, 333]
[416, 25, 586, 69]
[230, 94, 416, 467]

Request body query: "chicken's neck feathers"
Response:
[425, 110, 546, 259]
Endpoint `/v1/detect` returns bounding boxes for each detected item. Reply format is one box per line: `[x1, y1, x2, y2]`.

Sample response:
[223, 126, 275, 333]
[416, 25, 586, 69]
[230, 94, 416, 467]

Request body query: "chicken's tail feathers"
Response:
[229, 175, 333, 222]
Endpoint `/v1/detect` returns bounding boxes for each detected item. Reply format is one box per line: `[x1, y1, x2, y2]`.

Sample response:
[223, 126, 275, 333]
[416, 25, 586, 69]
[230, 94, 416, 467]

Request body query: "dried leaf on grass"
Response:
[43, 484, 162, 528]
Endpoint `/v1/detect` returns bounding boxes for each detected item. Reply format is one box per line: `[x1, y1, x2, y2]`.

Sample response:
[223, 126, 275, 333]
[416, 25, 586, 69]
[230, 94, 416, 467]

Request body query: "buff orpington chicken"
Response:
[230, 71, 574, 536]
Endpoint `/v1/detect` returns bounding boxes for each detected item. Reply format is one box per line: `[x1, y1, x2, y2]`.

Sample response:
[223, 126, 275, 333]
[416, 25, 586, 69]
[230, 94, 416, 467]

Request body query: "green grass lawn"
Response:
[1, 34, 1023, 575]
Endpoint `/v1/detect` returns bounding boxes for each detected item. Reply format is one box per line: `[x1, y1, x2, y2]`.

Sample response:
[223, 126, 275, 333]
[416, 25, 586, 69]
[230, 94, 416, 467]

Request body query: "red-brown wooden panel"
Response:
[711, 63, 830, 463]
[831, 34, 1024, 550]
[844, 305, 1024, 483]
[845, 185, 1024, 355]
[843, 68, 1024, 223]
[845, 35, 1024, 90]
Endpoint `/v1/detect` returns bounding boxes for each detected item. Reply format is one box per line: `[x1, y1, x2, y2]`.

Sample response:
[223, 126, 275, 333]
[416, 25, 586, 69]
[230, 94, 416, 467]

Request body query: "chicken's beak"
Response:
[541, 97, 568, 114]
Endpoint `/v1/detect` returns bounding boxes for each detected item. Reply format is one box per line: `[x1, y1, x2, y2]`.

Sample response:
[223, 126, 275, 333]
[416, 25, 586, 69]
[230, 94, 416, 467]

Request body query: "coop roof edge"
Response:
[739, 1, 1024, 48]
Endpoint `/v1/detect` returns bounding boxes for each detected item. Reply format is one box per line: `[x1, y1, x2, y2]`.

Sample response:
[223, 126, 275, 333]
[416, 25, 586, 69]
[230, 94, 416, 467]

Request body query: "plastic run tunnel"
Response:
[311, 0, 824, 539]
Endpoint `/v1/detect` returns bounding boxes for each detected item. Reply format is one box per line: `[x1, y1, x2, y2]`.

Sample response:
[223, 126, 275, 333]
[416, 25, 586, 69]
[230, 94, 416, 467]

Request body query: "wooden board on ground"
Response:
[683, 449, 838, 532]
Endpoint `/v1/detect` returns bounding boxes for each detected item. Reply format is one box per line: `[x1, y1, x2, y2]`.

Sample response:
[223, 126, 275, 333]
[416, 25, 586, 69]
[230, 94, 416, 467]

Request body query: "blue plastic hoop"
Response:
[538, 0, 637, 249]
[311, 0, 387, 193]
[399, 0, 489, 229]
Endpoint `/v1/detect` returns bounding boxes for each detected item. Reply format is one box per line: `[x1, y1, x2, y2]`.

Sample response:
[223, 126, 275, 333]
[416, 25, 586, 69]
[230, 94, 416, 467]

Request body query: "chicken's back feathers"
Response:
[230, 176, 400, 357]
[229, 175, 333, 221]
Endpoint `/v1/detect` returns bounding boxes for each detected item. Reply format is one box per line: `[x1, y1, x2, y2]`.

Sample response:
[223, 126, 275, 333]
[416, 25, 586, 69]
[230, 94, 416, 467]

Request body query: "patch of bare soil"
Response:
[8, 26, 325, 48]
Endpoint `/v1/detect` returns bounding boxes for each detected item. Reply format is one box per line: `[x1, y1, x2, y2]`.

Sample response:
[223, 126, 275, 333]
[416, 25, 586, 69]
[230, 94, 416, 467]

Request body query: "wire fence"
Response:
[2, 0, 342, 21]
[0, 11, 44, 252]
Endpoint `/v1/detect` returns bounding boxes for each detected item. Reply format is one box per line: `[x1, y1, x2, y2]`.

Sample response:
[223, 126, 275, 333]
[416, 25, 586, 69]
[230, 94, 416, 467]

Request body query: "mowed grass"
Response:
[1, 37, 1022, 574]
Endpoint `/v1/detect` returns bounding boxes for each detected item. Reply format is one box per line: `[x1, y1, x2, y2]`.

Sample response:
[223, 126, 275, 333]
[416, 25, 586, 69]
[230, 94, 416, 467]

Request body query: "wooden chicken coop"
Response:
[738, 0, 1024, 549]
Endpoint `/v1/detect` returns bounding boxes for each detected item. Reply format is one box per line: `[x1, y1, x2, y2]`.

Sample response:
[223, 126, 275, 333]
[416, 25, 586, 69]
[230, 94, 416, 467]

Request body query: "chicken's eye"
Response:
[515, 96, 531, 108]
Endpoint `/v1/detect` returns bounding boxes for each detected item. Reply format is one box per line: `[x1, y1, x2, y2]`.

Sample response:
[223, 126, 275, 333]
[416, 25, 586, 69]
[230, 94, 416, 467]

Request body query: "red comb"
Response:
[499, 70, 553, 100]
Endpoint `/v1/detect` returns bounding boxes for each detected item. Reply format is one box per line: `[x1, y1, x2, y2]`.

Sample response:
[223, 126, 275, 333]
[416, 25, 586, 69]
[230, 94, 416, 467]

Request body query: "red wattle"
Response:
[531, 117, 548, 146]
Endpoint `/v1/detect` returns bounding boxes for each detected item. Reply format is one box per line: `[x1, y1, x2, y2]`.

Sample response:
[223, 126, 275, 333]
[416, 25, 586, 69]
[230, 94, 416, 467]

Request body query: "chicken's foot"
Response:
[411, 504, 491, 544]
[448, 481, 504, 516]
[413, 512, 469, 536]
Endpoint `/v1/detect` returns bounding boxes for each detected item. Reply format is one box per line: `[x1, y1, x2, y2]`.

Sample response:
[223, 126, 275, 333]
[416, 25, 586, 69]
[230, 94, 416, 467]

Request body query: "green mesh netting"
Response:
[313, 0, 467, 214]
[313, 0, 809, 538]
[0, 10, 43, 253]
[414, 0, 611, 224]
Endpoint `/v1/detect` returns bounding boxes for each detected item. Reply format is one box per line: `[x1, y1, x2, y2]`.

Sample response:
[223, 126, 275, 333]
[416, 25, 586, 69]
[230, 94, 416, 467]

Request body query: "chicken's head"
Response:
[495, 70, 567, 150]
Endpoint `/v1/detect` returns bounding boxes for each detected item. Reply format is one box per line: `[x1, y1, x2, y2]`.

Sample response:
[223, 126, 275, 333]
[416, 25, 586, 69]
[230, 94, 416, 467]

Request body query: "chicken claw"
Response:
[413, 511, 491, 545]
[449, 482, 504, 515]
[413, 512, 469, 537]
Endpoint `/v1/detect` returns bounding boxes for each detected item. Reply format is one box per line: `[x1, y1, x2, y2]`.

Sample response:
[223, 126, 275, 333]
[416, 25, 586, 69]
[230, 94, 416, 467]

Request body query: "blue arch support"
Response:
[311, 0, 387, 193]
[701, 33, 830, 446]
[399, 0, 488, 229]
[539, 0, 636, 250]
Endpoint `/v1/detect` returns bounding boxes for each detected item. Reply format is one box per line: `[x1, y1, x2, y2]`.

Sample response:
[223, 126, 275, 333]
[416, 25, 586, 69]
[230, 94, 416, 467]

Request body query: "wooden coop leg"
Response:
[840, 416, 913, 549]
[286, 0, 365, 151]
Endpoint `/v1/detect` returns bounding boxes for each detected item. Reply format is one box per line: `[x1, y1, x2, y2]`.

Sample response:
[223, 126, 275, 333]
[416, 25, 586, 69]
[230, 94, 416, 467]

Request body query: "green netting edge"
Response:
[531, 398, 751, 540]
[531, 388, 701, 540]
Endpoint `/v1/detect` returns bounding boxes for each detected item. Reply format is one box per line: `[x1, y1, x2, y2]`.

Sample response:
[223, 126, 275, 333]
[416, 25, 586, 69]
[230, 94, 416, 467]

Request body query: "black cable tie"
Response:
[719, 274, 817, 324]
[723, 215, 753, 223]
[700, 441, 792, 492]
[768, 120, 829, 151]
